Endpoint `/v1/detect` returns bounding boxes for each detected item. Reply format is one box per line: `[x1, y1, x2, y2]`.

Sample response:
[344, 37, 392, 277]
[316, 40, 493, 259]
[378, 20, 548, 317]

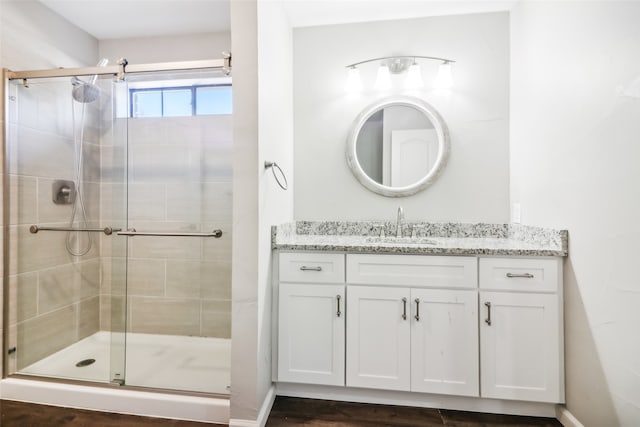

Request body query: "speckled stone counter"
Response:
[272, 221, 568, 257]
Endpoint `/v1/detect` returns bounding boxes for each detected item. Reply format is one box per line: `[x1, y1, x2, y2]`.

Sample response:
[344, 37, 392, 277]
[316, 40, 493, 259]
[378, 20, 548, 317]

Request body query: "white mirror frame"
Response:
[345, 95, 451, 197]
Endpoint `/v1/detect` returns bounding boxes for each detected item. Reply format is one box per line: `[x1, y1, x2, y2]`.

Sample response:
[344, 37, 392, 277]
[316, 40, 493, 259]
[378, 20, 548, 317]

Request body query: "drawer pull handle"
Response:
[485, 301, 492, 326]
[506, 272, 534, 278]
[336, 295, 342, 317]
[402, 297, 407, 320]
[414, 298, 420, 322]
[300, 266, 322, 272]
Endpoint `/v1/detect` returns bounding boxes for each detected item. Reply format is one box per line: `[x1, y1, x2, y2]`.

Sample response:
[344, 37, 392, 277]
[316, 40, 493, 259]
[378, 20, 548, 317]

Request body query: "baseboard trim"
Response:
[229, 420, 258, 427]
[556, 406, 585, 427]
[0, 378, 229, 424]
[229, 384, 276, 427]
[257, 385, 276, 427]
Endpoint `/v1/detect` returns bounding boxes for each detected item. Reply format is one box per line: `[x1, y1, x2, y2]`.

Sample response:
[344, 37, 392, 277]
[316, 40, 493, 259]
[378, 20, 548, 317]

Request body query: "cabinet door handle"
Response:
[402, 297, 407, 320]
[336, 295, 342, 317]
[484, 301, 492, 325]
[300, 266, 322, 271]
[506, 272, 534, 278]
[414, 298, 420, 322]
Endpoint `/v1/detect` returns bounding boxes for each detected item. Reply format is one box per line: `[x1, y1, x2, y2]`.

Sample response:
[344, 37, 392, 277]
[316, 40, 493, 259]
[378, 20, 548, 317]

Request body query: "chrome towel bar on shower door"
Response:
[29, 225, 121, 235]
[116, 228, 223, 238]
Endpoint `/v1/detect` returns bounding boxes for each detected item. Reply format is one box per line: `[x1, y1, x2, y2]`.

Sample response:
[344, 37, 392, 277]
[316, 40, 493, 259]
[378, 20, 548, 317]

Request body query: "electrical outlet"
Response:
[512, 203, 521, 224]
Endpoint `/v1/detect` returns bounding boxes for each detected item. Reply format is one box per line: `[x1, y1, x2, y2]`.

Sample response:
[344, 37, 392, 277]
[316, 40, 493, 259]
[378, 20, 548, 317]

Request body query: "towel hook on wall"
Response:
[264, 161, 288, 191]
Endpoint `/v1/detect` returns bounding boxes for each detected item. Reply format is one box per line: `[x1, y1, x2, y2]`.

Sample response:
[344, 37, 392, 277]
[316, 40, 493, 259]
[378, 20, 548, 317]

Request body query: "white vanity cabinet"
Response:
[345, 254, 479, 396]
[345, 285, 411, 391]
[274, 250, 565, 407]
[277, 252, 346, 386]
[479, 257, 564, 403]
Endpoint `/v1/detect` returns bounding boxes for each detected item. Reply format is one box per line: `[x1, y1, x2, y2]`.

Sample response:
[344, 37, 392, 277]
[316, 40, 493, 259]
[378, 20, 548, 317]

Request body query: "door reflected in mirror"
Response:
[346, 96, 450, 197]
[356, 105, 438, 187]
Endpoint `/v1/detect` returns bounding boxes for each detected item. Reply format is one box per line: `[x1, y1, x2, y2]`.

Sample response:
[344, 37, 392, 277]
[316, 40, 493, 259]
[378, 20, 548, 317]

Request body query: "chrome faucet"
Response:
[396, 206, 405, 238]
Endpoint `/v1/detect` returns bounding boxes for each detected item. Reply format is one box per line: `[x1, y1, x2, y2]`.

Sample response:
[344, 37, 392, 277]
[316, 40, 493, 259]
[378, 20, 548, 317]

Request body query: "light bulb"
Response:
[404, 62, 423, 89]
[345, 67, 362, 93]
[374, 64, 391, 91]
[434, 62, 453, 89]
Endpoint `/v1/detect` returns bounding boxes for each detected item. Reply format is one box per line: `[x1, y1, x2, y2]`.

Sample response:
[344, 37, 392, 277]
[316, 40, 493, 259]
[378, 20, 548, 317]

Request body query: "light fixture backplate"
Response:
[384, 57, 413, 74]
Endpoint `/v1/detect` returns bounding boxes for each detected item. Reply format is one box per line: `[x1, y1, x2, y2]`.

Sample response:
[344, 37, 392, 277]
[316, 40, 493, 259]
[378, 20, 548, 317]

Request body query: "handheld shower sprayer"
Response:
[66, 58, 108, 256]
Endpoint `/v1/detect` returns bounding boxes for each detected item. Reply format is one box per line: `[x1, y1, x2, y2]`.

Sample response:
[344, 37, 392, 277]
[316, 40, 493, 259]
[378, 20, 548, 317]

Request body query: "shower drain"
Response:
[75, 358, 96, 368]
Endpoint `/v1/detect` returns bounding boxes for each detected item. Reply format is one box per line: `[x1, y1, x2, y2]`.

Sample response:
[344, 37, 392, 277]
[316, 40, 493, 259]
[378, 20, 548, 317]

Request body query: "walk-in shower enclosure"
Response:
[2, 58, 232, 397]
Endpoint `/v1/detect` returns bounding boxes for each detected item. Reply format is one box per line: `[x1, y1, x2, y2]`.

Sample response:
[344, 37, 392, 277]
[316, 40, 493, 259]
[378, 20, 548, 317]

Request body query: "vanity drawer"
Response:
[279, 252, 345, 283]
[479, 257, 560, 292]
[346, 254, 477, 288]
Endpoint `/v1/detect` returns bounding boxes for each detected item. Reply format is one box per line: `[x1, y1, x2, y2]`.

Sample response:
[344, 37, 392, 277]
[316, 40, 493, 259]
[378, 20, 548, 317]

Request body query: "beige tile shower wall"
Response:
[100, 115, 232, 338]
[6, 81, 102, 372]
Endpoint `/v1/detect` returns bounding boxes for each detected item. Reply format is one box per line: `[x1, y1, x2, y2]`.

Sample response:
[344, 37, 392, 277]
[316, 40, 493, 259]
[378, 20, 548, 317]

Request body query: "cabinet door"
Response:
[278, 283, 345, 385]
[410, 289, 479, 396]
[346, 286, 410, 391]
[480, 291, 562, 402]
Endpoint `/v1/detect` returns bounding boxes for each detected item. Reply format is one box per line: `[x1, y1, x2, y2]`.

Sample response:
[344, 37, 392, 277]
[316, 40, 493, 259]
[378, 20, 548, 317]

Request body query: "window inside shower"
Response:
[5, 67, 232, 396]
[130, 83, 233, 117]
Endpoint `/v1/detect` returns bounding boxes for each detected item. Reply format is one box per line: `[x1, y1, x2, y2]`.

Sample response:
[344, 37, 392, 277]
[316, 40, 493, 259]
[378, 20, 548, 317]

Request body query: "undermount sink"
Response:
[364, 236, 438, 245]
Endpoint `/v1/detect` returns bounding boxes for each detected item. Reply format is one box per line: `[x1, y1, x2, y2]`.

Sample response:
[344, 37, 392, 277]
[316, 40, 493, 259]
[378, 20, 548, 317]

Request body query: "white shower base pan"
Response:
[19, 331, 230, 395]
[1, 331, 231, 423]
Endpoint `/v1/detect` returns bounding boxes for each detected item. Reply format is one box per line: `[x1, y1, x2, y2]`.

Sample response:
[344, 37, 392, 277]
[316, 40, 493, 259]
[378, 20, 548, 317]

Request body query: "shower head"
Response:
[71, 58, 109, 103]
[71, 80, 100, 103]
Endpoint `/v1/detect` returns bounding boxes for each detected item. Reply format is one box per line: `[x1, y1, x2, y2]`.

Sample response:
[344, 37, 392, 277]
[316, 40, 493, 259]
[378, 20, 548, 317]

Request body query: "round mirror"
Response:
[346, 96, 450, 197]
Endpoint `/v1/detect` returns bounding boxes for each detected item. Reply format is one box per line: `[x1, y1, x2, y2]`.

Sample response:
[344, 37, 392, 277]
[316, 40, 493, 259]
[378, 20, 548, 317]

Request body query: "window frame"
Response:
[129, 83, 232, 118]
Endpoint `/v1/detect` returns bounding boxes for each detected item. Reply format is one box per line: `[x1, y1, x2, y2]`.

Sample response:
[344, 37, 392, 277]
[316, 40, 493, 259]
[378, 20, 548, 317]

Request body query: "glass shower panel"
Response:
[105, 78, 129, 385]
[5, 75, 128, 384]
[121, 70, 232, 394]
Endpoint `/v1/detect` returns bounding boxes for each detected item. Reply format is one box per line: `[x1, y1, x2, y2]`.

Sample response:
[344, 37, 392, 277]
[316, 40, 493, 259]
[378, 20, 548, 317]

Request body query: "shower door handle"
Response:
[29, 225, 120, 235]
[116, 228, 223, 238]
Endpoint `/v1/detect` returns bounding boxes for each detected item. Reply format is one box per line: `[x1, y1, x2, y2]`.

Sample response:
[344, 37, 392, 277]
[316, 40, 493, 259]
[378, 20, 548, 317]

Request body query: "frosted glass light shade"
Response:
[345, 67, 362, 92]
[404, 63, 423, 89]
[434, 62, 453, 89]
[374, 64, 391, 91]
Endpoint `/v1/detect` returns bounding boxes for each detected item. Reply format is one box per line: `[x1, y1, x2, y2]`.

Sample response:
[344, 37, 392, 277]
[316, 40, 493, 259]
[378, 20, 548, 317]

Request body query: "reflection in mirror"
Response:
[346, 96, 450, 197]
[356, 105, 436, 187]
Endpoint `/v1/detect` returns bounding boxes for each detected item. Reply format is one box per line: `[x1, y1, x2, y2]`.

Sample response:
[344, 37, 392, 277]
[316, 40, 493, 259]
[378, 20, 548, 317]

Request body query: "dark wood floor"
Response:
[266, 397, 564, 427]
[0, 400, 215, 426]
[0, 397, 564, 426]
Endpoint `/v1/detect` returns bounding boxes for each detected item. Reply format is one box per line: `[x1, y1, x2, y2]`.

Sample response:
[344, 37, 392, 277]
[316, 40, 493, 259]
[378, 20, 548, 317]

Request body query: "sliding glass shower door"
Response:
[117, 70, 232, 394]
[4, 64, 232, 395]
[4, 74, 128, 384]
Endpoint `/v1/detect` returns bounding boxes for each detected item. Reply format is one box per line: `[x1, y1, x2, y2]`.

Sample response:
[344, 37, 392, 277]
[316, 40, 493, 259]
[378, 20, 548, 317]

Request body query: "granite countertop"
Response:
[272, 221, 568, 257]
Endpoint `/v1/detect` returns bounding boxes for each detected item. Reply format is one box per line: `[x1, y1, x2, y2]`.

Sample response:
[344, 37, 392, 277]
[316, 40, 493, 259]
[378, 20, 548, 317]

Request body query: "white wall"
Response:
[511, 2, 640, 426]
[230, 0, 260, 421]
[1, 1, 98, 70]
[293, 12, 510, 222]
[99, 32, 230, 65]
[257, 0, 294, 413]
[230, 0, 294, 423]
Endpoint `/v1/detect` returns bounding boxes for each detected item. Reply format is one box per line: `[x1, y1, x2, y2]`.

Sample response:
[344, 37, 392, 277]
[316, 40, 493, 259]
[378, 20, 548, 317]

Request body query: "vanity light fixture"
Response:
[345, 66, 363, 92]
[404, 61, 423, 89]
[345, 55, 455, 92]
[434, 61, 453, 89]
[373, 64, 392, 90]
